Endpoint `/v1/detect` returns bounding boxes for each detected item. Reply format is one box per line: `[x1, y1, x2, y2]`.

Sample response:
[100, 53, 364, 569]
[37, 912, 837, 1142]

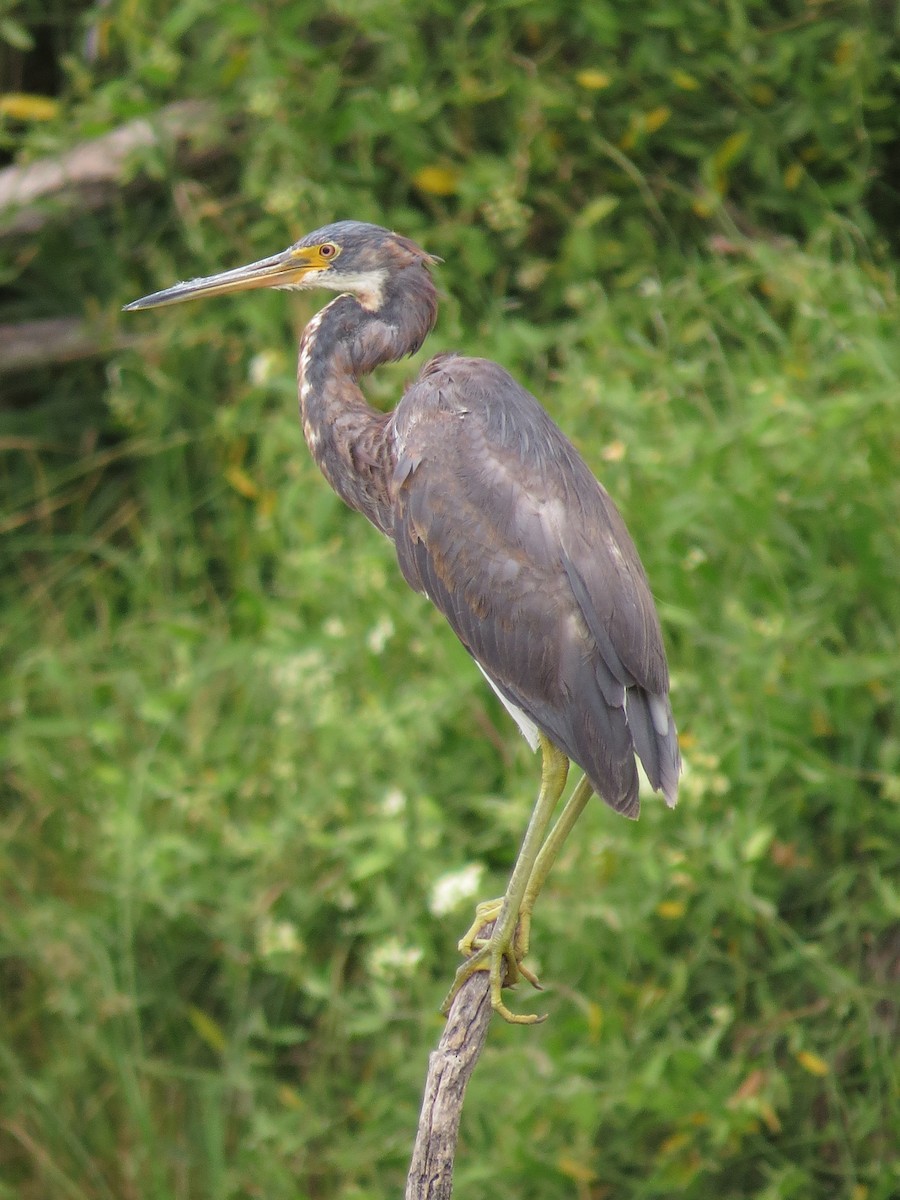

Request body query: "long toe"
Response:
[441, 927, 546, 1025]
[456, 898, 504, 957]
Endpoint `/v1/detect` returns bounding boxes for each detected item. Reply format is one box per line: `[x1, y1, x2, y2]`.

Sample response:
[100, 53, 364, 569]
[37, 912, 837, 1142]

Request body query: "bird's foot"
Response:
[456, 898, 504, 958]
[458, 900, 537, 975]
[441, 901, 544, 1025]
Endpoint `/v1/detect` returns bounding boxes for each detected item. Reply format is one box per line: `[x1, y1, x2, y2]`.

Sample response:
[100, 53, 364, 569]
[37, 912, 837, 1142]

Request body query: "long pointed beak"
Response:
[123, 246, 320, 311]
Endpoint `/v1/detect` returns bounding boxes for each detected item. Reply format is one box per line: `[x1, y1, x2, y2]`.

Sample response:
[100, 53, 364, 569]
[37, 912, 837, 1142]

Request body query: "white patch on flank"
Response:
[604, 531, 628, 570]
[477, 664, 540, 751]
[648, 692, 670, 736]
[537, 496, 566, 535]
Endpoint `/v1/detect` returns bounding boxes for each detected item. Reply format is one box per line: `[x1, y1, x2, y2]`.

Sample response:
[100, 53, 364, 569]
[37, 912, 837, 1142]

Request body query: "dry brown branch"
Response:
[406, 960, 498, 1200]
[0, 317, 140, 374]
[0, 100, 226, 236]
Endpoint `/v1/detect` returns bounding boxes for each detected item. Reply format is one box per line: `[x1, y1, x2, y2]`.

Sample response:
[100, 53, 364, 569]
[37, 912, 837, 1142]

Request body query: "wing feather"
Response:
[390, 354, 679, 815]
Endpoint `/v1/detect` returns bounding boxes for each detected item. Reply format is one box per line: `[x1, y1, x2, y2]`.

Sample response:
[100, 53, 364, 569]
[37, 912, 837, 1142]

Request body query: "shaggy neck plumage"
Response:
[297, 263, 438, 536]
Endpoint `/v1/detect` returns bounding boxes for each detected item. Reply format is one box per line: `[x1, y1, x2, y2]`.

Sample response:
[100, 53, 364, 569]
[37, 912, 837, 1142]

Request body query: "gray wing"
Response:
[389, 354, 679, 817]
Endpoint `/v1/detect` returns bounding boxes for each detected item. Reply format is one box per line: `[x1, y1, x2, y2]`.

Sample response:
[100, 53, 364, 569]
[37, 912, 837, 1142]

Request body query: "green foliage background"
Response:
[1, 1, 898, 1197]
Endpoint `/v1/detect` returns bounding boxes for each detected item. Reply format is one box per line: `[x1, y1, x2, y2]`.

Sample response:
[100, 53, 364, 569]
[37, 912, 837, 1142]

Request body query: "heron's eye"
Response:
[319, 243, 338, 259]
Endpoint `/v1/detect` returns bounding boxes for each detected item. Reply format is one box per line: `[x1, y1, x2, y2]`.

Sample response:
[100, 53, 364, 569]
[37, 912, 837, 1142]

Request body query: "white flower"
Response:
[369, 938, 424, 980]
[248, 349, 283, 386]
[366, 616, 395, 654]
[257, 917, 303, 958]
[429, 863, 485, 917]
[381, 788, 406, 817]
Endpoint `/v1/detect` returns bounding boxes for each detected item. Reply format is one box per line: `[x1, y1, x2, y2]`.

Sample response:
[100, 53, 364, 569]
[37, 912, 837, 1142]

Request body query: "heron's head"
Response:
[124, 221, 437, 314]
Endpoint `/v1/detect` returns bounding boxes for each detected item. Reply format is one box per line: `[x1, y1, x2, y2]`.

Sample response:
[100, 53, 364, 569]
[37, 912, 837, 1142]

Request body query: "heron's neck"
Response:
[297, 268, 438, 535]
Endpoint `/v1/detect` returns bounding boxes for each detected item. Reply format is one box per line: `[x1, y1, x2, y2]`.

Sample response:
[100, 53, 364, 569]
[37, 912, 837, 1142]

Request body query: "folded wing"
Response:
[390, 354, 680, 816]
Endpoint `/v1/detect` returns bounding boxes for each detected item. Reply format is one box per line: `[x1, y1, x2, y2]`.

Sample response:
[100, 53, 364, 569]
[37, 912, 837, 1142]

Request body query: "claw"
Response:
[441, 908, 545, 1024]
[517, 960, 543, 990]
[440, 943, 546, 1024]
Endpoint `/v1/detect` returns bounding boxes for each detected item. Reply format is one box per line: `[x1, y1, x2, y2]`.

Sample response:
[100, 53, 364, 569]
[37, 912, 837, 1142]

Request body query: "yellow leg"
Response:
[511, 772, 594, 967]
[440, 734, 569, 1025]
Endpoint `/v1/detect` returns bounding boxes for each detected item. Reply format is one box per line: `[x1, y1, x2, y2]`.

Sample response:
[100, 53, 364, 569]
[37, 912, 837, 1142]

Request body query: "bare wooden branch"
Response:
[0, 100, 226, 236]
[0, 317, 140, 374]
[405, 967, 495, 1200]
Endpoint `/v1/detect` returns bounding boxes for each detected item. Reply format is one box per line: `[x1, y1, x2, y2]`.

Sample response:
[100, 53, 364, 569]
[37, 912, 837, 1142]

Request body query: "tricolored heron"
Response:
[125, 221, 680, 1023]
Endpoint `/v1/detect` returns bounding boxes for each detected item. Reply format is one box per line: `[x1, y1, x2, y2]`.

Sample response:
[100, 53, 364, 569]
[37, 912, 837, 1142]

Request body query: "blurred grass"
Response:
[2, 2, 900, 1198]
